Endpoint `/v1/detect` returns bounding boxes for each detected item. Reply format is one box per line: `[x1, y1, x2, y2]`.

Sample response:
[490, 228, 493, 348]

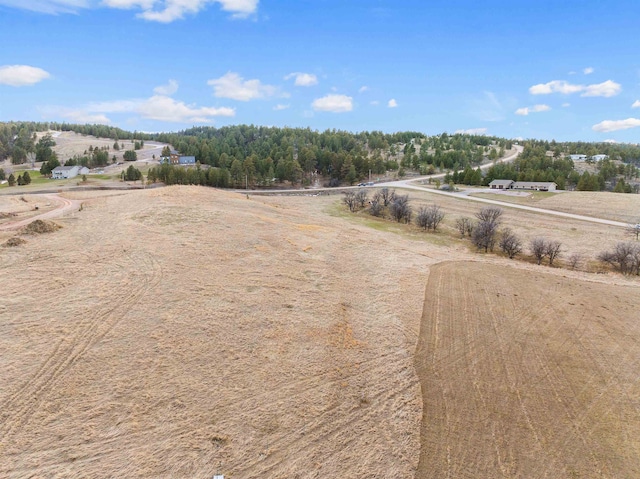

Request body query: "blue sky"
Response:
[1, 0, 640, 141]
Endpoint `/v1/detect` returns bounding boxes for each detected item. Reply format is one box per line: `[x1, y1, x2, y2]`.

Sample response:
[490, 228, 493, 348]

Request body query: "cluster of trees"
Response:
[146, 164, 231, 188]
[344, 187, 445, 230]
[6, 171, 32, 186]
[123, 150, 137, 161]
[122, 165, 143, 182]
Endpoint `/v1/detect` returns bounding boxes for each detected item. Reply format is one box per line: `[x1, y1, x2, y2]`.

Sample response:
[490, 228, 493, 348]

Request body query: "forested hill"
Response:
[2, 121, 640, 190]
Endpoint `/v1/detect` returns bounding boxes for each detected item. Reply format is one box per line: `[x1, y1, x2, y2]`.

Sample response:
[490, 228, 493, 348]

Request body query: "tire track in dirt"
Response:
[0, 252, 162, 448]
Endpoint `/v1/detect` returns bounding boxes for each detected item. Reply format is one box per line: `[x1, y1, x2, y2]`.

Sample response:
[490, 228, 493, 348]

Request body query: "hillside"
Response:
[0, 186, 638, 478]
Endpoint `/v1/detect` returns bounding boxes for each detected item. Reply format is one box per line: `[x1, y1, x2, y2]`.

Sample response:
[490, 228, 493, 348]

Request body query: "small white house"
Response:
[51, 165, 90, 179]
[591, 154, 608, 161]
[569, 154, 587, 161]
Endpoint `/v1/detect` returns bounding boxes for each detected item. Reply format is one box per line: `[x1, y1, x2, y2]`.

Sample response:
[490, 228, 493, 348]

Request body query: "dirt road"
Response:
[0, 194, 82, 231]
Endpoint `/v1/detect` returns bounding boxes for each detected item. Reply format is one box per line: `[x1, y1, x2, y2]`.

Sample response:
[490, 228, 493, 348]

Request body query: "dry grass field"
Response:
[0, 185, 638, 478]
[415, 262, 640, 478]
[35, 131, 165, 163]
[471, 190, 640, 224]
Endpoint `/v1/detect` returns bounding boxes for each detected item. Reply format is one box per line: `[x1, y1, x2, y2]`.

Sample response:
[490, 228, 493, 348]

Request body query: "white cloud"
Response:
[529, 80, 584, 95]
[370, 100, 379, 106]
[59, 93, 234, 124]
[109, 0, 257, 22]
[603, 139, 618, 144]
[154, 79, 179, 95]
[273, 104, 289, 111]
[0, 65, 50, 86]
[358, 85, 369, 93]
[284, 72, 318, 87]
[207, 72, 278, 101]
[387, 98, 398, 108]
[137, 95, 235, 122]
[631, 100, 640, 108]
[515, 104, 550, 116]
[592, 118, 640, 132]
[529, 79, 621, 97]
[583, 67, 594, 75]
[562, 102, 571, 107]
[581, 80, 621, 97]
[455, 128, 487, 135]
[311, 94, 353, 113]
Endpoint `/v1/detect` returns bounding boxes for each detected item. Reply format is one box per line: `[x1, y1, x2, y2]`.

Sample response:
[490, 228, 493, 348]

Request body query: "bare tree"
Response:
[390, 194, 412, 223]
[455, 217, 473, 237]
[567, 252, 583, 270]
[417, 204, 445, 231]
[627, 222, 640, 241]
[499, 228, 522, 259]
[369, 195, 383, 217]
[416, 207, 430, 230]
[598, 242, 640, 275]
[343, 191, 357, 212]
[530, 237, 547, 265]
[545, 240, 562, 266]
[380, 187, 395, 207]
[475, 206, 503, 226]
[355, 189, 368, 208]
[472, 220, 498, 252]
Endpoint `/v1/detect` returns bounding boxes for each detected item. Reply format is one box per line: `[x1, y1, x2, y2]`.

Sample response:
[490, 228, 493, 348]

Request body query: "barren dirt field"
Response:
[0, 186, 638, 478]
[415, 262, 640, 478]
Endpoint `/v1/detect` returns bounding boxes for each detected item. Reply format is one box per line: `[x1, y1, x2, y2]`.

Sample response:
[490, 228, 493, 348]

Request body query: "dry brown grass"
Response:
[415, 261, 640, 478]
[472, 189, 640, 224]
[0, 185, 638, 478]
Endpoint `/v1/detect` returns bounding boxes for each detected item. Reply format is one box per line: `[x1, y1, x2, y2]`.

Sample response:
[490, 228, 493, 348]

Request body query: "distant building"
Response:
[160, 151, 196, 165]
[591, 154, 608, 161]
[488, 179, 557, 191]
[489, 179, 514, 190]
[569, 154, 587, 161]
[512, 181, 557, 191]
[51, 165, 89, 179]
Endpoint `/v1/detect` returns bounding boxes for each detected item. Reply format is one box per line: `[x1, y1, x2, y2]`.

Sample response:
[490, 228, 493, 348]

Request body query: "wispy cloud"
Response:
[592, 118, 640, 132]
[529, 79, 621, 97]
[358, 85, 369, 93]
[311, 94, 353, 113]
[472, 91, 509, 122]
[455, 128, 487, 135]
[284, 72, 318, 87]
[387, 98, 398, 108]
[273, 103, 289, 111]
[515, 104, 551, 116]
[632, 100, 640, 108]
[153, 79, 179, 95]
[583, 67, 594, 75]
[0, 65, 50, 86]
[0, 0, 258, 21]
[207, 72, 280, 101]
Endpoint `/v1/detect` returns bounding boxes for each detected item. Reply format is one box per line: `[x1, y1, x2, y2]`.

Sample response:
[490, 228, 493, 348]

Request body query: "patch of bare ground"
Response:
[21, 219, 61, 234]
[0, 186, 450, 478]
[415, 261, 640, 478]
[2, 237, 26, 247]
